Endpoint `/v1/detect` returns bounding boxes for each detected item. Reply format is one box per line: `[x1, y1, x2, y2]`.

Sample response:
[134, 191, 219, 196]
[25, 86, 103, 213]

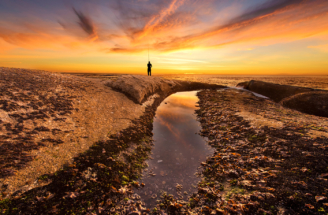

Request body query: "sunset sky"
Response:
[1, 0, 328, 75]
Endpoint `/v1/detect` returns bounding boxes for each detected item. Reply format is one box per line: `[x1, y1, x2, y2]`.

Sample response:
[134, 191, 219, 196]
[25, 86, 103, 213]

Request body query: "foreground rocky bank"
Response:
[0, 68, 224, 214]
[0, 68, 158, 198]
[1, 68, 328, 214]
[155, 88, 328, 214]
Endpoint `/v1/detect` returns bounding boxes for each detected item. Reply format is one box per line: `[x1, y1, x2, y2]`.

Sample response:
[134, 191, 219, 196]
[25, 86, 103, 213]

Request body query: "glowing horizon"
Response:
[0, 0, 328, 75]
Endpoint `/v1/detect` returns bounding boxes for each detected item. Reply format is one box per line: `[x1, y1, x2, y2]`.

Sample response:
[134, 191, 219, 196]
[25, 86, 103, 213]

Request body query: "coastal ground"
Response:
[158, 88, 328, 214]
[0, 68, 328, 214]
[0, 68, 152, 198]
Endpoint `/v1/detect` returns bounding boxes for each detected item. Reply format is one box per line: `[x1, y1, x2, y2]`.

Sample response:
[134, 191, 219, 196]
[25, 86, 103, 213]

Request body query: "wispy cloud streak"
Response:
[136, 0, 186, 39]
[152, 0, 307, 51]
[73, 8, 97, 37]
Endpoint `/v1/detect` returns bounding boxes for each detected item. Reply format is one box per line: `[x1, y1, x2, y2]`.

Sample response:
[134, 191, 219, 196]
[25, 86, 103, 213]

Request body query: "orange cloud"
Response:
[136, 0, 186, 40]
[150, 0, 328, 52]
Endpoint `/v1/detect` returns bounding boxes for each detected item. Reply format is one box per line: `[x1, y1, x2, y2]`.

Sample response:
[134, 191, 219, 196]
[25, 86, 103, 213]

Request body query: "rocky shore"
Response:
[158, 88, 328, 214]
[0, 68, 223, 214]
[1, 68, 328, 214]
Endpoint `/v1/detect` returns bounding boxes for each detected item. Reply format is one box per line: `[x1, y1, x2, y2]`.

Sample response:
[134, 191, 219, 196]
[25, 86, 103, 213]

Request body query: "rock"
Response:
[236, 81, 249, 88]
[227, 170, 239, 178]
[107, 75, 180, 104]
[240, 80, 319, 103]
[237, 80, 328, 117]
[280, 91, 328, 117]
[108, 75, 225, 104]
[315, 196, 327, 202]
[277, 206, 288, 215]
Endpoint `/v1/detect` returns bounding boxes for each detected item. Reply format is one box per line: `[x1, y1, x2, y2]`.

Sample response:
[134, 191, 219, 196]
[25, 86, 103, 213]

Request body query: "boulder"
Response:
[107, 75, 180, 104]
[236, 81, 249, 89]
[280, 91, 328, 118]
[108, 75, 225, 104]
[237, 80, 328, 117]
[242, 80, 316, 103]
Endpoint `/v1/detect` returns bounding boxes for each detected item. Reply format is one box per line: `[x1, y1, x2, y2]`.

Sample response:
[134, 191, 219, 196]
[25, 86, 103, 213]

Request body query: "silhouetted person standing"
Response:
[147, 61, 152, 76]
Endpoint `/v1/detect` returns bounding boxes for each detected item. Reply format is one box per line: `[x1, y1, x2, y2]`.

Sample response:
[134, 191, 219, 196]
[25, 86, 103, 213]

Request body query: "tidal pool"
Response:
[135, 91, 214, 207]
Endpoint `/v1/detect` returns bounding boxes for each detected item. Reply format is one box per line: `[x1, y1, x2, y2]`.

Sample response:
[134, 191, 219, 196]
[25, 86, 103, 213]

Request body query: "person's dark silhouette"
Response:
[147, 61, 152, 76]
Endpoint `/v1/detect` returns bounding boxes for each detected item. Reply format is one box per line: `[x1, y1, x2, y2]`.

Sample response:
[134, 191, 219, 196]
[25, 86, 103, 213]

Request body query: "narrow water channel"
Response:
[136, 91, 214, 207]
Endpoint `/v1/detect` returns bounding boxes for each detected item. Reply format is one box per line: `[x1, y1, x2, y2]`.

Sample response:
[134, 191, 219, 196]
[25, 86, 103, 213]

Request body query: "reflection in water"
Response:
[135, 91, 214, 207]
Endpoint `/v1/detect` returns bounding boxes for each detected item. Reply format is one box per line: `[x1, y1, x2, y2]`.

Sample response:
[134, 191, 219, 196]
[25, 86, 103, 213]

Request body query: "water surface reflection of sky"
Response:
[136, 91, 214, 207]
